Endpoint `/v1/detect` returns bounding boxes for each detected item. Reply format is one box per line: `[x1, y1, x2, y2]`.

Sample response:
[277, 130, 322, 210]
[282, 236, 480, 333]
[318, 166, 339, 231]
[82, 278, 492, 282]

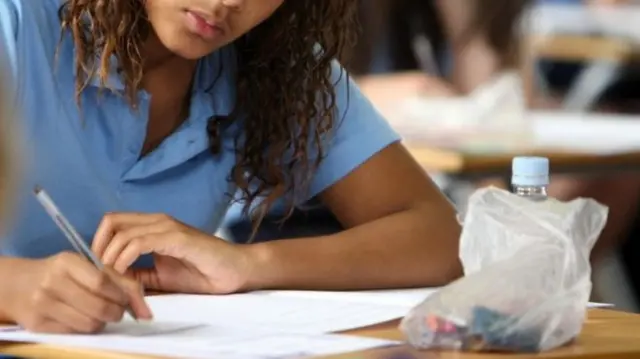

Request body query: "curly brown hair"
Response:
[58, 1, 359, 236]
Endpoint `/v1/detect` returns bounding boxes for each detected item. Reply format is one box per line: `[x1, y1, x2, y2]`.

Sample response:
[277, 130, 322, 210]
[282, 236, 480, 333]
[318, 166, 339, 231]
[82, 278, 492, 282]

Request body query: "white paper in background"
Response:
[530, 3, 640, 41]
[394, 71, 534, 151]
[588, 302, 614, 309]
[530, 111, 640, 155]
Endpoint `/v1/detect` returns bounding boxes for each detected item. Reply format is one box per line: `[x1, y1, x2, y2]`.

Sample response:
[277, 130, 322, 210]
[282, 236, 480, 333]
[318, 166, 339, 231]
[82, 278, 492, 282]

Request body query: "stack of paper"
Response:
[139, 288, 439, 335]
[0, 287, 611, 358]
[0, 324, 400, 359]
[0, 289, 433, 358]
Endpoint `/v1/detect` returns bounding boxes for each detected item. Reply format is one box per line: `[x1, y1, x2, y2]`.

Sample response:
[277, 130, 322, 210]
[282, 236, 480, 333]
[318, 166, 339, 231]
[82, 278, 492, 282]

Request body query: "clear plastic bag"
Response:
[400, 187, 608, 353]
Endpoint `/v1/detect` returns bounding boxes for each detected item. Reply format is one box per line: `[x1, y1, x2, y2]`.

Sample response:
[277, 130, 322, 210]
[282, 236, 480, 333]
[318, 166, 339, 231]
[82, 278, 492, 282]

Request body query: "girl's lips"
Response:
[185, 11, 222, 40]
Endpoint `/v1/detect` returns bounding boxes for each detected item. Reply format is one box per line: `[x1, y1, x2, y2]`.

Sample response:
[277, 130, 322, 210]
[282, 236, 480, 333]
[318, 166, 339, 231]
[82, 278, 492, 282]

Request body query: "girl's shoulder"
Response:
[2, 0, 76, 120]
[1, 0, 63, 23]
[1, 0, 68, 83]
[1, 0, 65, 48]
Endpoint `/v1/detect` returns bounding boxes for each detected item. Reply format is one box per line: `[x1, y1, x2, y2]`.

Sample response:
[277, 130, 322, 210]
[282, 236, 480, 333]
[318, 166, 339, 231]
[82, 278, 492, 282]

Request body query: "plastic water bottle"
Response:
[511, 156, 549, 201]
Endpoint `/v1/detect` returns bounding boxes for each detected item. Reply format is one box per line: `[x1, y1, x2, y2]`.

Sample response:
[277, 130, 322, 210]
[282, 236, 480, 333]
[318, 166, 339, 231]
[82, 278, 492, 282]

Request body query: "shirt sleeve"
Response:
[306, 60, 401, 200]
[0, 0, 21, 87]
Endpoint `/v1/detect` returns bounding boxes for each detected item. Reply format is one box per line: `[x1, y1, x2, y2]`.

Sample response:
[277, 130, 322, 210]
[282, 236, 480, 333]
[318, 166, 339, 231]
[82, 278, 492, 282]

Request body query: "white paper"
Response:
[530, 111, 640, 155]
[530, 3, 640, 41]
[0, 288, 611, 358]
[142, 290, 611, 335]
[255, 287, 439, 307]
[255, 288, 611, 309]
[144, 292, 412, 335]
[0, 328, 400, 359]
[588, 302, 614, 308]
[392, 99, 640, 154]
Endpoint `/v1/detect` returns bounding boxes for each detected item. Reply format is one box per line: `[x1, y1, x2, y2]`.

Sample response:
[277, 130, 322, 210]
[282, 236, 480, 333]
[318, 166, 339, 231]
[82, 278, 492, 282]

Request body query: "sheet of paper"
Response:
[0, 321, 242, 338]
[531, 3, 640, 41]
[530, 111, 640, 154]
[143, 290, 612, 336]
[144, 293, 411, 335]
[256, 288, 612, 310]
[0, 288, 613, 359]
[255, 287, 438, 307]
[0, 327, 400, 359]
[0, 289, 611, 337]
[588, 302, 615, 309]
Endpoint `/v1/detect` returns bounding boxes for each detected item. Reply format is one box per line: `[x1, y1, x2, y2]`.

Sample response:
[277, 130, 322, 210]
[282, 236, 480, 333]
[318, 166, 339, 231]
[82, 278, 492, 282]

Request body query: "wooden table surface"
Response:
[531, 34, 638, 63]
[406, 144, 640, 176]
[2, 309, 640, 359]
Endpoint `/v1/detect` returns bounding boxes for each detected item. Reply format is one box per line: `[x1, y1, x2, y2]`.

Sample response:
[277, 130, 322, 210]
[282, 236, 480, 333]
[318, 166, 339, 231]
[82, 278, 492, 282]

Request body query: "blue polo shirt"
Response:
[0, 0, 400, 261]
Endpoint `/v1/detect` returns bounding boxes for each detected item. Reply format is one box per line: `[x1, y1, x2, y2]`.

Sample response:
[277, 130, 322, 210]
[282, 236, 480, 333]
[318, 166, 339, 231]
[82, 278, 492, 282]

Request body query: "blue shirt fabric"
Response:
[0, 0, 401, 261]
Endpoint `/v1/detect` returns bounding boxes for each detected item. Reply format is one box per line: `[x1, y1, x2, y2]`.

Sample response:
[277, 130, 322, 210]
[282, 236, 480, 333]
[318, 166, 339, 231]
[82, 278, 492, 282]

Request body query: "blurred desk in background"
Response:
[357, 72, 640, 178]
[531, 3, 640, 41]
[408, 146, 640, 179]
[530, 3, 640, 111]
[532, 35, 635, 63]
[531, 35, 638, 111]
[401, 111, 640, 179]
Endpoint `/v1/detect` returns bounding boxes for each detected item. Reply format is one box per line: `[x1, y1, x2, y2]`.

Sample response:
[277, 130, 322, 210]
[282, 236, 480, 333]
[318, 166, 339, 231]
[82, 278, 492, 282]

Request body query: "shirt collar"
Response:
[82, 46, 237, 117]
[83, 54, 125, 90]
[118, 46, 240, 181]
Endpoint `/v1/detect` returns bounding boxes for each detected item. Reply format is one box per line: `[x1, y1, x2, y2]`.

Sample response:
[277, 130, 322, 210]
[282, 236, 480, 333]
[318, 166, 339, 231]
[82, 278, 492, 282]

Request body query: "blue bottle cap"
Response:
[511, 156, 549, 186]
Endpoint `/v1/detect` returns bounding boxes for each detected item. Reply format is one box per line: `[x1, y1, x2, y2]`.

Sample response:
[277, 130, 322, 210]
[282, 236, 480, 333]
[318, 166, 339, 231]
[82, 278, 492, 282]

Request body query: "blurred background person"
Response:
[349, 0, 530, 95]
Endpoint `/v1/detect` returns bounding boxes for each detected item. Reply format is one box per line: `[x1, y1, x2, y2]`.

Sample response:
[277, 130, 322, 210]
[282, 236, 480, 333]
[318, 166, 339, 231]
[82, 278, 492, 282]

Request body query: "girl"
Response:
[227, 0, 533, 245]
[0, 0, 461, 333]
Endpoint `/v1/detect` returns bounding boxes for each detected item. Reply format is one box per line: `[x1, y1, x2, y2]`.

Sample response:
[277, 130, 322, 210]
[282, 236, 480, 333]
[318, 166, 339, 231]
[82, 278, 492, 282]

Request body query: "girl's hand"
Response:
[91, 213, 254, 294]
[5, 254, 151, 333]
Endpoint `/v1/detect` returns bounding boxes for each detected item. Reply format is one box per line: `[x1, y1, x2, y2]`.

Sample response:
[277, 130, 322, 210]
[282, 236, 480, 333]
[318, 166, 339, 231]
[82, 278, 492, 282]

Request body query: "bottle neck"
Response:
[512, 184, 548, 201]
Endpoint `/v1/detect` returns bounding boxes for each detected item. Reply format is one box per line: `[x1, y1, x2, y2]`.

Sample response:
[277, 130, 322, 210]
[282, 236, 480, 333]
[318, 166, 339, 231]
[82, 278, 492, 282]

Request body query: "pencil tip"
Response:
[33, 185, 42, 194]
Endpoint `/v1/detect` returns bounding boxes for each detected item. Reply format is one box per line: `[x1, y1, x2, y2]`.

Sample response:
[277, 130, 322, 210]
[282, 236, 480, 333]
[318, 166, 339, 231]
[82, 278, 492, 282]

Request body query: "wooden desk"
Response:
[2, 309, 640, 359]
[531, 34, 637, 63]
[399, 112, 640, 178]
[406, 144, 640, 178]
[530, 34, 639, 111]
[531, 3, 640, 44]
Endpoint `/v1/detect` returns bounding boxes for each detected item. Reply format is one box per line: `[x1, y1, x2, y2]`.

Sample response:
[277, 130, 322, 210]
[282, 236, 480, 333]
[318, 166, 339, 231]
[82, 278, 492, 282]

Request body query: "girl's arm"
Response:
[245, 142, 462, 290]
